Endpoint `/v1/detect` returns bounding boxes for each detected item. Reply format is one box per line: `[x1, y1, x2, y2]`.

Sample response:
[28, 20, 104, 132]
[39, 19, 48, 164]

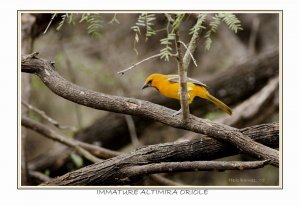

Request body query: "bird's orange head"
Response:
[142, 73, 164, 89]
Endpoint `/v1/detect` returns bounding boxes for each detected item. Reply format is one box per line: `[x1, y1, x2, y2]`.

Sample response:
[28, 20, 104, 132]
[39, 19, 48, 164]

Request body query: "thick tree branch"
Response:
[39, 121, 278, 186]
[22, 115, 278, 186]
[23, 111, 278, 186]
[21, 53, 279, 167]
[22, 117, 184, 186]
[126, 160, 269, 177]
[23, 115, 279, 164]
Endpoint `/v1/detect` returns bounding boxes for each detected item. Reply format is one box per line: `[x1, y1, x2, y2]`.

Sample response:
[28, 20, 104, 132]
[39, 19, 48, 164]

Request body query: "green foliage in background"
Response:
[130, 13, 243, 60]
[53, 13, 243, 59]
[54, 13, 104, 38]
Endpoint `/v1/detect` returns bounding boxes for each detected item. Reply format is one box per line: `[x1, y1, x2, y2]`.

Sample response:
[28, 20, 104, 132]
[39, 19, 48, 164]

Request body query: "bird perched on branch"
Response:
[142, 73, 232, 115]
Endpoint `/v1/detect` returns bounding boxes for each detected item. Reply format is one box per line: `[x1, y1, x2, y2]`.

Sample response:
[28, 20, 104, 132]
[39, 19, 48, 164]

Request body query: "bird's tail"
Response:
[206, 93, 232, 115]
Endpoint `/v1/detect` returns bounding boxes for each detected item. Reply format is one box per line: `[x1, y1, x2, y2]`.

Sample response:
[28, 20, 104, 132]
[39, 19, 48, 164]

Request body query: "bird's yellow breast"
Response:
[154, 79, 198, 104]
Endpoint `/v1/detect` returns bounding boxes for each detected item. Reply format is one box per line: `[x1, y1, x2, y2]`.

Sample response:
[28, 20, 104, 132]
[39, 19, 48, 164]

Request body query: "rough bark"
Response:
[75, 49, 279, 149]
[40, 122, 278, 186]
[21, 53, 279, 167]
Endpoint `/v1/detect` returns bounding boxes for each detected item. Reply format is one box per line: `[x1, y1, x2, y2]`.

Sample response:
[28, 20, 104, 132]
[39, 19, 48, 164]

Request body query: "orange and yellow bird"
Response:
[142, 73, 232, 115]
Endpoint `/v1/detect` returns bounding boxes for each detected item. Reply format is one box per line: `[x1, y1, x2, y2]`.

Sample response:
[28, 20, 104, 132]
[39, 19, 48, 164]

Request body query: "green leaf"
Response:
[189, 14, 207, 35]
[70, 153, 84, 168]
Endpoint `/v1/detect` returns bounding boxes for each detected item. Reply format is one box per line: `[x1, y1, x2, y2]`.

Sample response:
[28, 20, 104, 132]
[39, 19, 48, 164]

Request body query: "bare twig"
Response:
[22, 100, 76, 131]
[178, 40, 197, 67]
[76, 141, 120, 159]
[43, 14, 57, 34]
[21, 53, 279, 167]
[22, 116, 100, 163]
[117, 53, 161, 75]
[29, 170, 51, 183]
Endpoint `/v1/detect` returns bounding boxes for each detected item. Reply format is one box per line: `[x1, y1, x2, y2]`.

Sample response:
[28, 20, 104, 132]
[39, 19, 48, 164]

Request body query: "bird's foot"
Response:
[172, 108, 182, 117]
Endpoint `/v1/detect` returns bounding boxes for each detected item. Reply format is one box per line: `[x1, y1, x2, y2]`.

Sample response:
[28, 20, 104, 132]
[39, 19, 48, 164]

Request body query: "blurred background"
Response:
[21, 13, 279, 186]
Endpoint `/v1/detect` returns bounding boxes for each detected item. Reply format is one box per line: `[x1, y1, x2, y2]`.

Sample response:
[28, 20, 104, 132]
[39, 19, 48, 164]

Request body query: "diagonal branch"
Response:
[22, 100, 76, 131]
[178, 40, 197, 67]
[21, 53, 279, 167]
[22, 116, 119, 159]
[22, 116, 101, 163]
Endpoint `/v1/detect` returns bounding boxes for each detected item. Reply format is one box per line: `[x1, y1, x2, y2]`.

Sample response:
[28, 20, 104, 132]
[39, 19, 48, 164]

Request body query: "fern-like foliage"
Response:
[171, 14, 185, 33]
[55, 13, 104, 38]
[131, 13, 157, 54]
[203, 13, 243, 50]
[131, 14, 156, 41]
[189, 14, 207, 35]
[159, 14, 186, 61]
[218, 13, 243, 33]
[160, 33, 176, 61]
[204, 14, 221, 50]
[79, 14, 103, 38]
[56, 14, 71, 31]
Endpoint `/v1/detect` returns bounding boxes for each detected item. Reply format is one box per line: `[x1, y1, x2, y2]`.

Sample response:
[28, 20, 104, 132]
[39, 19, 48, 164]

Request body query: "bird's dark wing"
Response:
[167, 75, 208, 88]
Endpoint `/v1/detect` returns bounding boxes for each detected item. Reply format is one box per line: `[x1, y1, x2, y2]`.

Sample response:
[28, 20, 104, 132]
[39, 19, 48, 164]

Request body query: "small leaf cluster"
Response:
[131, 14, 157, 54]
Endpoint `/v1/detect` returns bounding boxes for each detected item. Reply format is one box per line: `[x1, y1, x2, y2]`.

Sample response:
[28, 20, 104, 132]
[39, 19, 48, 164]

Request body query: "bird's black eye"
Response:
[148, 80, 153, 84]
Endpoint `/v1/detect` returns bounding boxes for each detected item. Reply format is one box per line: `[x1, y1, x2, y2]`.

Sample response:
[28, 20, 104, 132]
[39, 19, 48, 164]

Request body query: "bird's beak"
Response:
[142, 83, 150, 89]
